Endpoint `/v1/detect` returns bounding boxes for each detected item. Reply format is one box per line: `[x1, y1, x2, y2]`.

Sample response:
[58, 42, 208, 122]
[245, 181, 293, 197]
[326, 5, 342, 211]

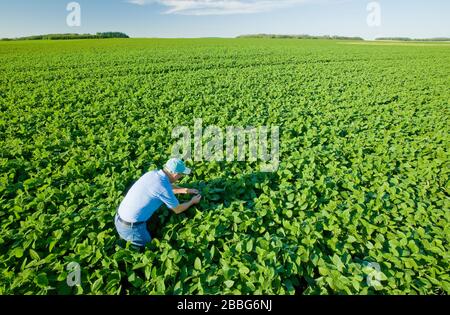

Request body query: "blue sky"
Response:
[0, 0, 448, 39]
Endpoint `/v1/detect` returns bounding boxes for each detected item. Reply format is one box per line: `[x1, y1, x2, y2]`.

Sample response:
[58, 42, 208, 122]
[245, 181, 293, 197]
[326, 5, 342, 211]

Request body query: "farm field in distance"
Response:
[0, 38, 449, 294]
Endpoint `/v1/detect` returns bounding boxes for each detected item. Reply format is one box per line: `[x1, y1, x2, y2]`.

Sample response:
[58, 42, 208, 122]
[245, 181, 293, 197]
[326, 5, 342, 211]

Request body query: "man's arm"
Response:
[171, 195, 202, 214]
[172, 185, 187, 194]
[171, 185, 199, 195]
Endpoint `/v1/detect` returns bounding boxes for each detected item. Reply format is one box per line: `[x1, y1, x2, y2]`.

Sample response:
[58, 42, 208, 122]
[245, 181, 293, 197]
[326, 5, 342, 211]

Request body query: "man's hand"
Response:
[172, 194, 202, 214]
[190, 194, 202, 204]
[172, 185, 199, 195]
[187, 188, 199, 194]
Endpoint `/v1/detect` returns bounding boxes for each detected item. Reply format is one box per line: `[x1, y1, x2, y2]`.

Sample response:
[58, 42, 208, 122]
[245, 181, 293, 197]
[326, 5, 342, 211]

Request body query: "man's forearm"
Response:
[172, 200, 193, 214]
[172, 185, 187, 194]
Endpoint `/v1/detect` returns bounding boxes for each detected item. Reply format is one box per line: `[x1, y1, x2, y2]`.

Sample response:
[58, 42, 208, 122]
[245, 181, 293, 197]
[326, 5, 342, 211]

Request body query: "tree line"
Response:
[237, 34, 450, 42]
[1, 32, 129, 41]
[237, 34, 364, 40]
[375, 37, 450, 42]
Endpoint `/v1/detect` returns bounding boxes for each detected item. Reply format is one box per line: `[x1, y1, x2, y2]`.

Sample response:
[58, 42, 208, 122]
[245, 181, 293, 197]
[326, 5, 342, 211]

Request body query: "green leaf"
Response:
[91, 277, 103, 292]
[157, 277, 166, 293]
[284, 280, 295, 294]
[239, 265, 250, 275]
[318, 266, 328, 276]
[332, 254, 345, 272]
[224, 280, 234, 288]
[35, 273, 48, 288]
[352, 279, 361, 291]
[194, 257, 202, 270]
[49, 239, 57, 252]
[246, 239, 253, 252]
[246, 281, 256, 291]
[132, 262, 147, 270]
[11, 247, 24, 258]
[29, 249, 40, 260]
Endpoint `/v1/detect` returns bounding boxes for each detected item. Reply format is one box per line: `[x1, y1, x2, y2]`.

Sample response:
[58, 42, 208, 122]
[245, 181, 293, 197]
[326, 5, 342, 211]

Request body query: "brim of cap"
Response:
[182, 167, 191, 175]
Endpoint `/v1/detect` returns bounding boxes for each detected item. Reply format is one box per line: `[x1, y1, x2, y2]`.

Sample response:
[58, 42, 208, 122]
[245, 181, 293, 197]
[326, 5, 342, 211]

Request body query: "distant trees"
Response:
[1, 32, 129, 41]
[375, 37, 450, 42]
[237, 34, 364, 41]
[95, 32, 129, 39]
[236, 34, 450, 42]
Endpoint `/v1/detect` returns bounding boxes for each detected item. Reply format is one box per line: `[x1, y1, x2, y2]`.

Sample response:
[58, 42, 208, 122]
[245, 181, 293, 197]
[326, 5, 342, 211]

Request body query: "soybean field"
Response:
[0, 38, 449, 294]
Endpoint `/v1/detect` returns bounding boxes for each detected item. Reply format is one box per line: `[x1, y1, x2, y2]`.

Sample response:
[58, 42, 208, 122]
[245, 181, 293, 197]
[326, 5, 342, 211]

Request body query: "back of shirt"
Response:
[117, 170, 179, 222]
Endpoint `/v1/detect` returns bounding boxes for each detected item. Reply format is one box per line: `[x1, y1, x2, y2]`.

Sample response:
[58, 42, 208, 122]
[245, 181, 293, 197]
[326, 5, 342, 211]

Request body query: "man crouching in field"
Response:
[114, 158, 201, 247]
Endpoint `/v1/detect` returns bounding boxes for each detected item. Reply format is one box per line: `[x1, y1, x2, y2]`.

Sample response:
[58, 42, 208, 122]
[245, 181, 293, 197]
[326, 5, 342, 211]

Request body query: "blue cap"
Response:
[164, 158, 191, 175]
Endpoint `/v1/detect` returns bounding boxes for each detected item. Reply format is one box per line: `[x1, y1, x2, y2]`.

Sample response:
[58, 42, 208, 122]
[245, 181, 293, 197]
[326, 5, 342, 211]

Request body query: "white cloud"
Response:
[127, 0, 312, 15]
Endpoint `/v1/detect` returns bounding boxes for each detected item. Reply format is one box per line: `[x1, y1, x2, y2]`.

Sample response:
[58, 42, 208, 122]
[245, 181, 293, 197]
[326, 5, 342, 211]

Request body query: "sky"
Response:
[0, 0, 449, 40]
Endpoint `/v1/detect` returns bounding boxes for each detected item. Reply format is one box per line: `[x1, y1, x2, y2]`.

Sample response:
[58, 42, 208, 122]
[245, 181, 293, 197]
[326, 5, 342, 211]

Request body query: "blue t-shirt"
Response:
[117, 170, 179, 222]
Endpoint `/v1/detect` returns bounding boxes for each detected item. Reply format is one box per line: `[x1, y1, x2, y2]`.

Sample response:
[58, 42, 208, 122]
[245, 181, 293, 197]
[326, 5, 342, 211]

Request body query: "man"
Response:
[114, 158, 202, 247]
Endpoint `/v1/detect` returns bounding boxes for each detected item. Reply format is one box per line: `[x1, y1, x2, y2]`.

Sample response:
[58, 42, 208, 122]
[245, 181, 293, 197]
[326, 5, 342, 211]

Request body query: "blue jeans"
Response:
[114, 214, 151, 247]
